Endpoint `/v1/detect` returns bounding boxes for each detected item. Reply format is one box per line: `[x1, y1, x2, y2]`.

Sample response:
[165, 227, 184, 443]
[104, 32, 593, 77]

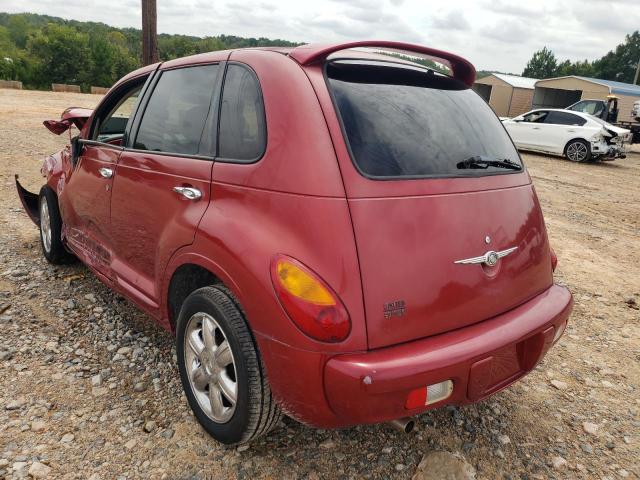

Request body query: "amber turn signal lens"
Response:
[271, 255, 351, 343]
[275, 261, 335, 306]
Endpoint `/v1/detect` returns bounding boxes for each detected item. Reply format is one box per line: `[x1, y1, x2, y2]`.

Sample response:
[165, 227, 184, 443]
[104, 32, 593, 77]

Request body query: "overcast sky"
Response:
[3, 0, 638, 73]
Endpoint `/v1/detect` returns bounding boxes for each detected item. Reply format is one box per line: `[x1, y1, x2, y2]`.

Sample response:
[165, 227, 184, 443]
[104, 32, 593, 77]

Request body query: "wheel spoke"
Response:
[191, 366, 209, 391]
[187, 330, 204, 356]
[217, 372, 237, 405]
[208, 384, 225, 418]
[201, 315, 216, 349]
[214, 340, 233, 368]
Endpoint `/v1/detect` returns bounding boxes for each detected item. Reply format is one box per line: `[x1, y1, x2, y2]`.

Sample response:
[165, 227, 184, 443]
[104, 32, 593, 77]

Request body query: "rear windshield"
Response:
[327, 60, 522, 178]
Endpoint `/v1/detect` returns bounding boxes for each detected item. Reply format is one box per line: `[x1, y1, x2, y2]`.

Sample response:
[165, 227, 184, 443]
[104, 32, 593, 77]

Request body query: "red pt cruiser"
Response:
[16, 41, 573, 445]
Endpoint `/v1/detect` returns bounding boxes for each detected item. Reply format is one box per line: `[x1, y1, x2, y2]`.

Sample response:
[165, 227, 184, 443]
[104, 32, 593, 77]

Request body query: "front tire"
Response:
[39, 186, 76, 264]
[176, 286, 281, 445]
[564, 139, 591, 162]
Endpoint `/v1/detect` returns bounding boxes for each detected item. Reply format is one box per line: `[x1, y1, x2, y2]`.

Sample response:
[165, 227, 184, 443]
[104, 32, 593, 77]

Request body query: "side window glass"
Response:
[545, 111, 586, 126]
[94, 83, 144, 143]
[134, 64, 219, 155]
[544, 111, 561, 125]
[524, 111, 547, 123]
[218, 64, 266, 161]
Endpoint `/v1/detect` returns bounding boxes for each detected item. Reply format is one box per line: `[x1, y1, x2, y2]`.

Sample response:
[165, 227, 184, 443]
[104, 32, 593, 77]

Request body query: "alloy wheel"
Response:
[184, 312, 238, 423]
[40, 200, 52, 253]
[566, 141, 588, 162]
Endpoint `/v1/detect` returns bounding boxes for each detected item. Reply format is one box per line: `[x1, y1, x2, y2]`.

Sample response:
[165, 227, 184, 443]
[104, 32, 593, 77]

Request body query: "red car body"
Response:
[17, 41, 572, 430]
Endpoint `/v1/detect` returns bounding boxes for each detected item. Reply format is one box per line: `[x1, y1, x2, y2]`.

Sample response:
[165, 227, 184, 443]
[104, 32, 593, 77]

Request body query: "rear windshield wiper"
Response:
[456, 156, 522, 171]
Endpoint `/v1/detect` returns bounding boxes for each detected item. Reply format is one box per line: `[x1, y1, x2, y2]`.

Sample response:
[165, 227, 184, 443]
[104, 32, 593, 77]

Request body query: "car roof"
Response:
[122, 41, 477, 87]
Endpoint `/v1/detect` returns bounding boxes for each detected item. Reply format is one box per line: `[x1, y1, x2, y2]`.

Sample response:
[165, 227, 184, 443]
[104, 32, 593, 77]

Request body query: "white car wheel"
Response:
[565, 140, 591, 162]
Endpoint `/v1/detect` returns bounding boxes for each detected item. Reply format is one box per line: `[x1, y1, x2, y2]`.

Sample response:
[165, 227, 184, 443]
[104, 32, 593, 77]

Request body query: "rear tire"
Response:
[564, 139, 591, 162]
[38, 186, 76, 264]
[176, 285, 282, 445]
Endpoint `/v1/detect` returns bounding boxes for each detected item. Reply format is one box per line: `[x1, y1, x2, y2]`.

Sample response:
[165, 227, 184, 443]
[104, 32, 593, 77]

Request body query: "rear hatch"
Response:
[326, 60, 554, 349]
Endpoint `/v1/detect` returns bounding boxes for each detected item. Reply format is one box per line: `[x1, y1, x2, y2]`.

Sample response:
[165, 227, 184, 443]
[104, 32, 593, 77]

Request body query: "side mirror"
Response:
[514, 117, 524, 122]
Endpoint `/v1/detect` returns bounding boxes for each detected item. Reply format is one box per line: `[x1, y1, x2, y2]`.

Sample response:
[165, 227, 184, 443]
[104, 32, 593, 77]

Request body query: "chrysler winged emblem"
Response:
[454, 246, 518, 267]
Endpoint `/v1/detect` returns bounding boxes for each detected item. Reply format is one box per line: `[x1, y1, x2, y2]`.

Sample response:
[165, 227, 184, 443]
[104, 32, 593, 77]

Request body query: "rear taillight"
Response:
[550, 247, 558, 272]
[270, 255, 351, 343]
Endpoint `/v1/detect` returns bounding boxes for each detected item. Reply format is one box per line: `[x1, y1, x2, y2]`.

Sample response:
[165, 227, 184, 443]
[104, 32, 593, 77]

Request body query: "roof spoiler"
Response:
[289, 41, 476, 87]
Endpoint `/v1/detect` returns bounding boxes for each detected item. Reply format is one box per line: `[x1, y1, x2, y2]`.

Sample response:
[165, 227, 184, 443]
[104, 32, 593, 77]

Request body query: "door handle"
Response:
[532, 127, 540, 130]
[98, 167, 113, 178]
[173, 186, 202, 200]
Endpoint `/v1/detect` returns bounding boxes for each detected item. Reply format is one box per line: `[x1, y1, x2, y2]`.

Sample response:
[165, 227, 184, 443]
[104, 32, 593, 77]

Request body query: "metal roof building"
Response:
[472, 73, 538, 117]
[533, 76, 640, 122]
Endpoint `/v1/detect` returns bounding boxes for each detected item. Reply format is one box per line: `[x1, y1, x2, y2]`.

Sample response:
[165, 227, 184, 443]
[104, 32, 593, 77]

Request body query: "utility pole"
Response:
[141, 0, 158, 66]
[634, 59, 640, 85]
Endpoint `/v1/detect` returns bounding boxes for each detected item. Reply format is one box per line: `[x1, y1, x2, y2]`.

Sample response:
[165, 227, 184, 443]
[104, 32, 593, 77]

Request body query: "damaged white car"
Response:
[502, 109, 631, 162]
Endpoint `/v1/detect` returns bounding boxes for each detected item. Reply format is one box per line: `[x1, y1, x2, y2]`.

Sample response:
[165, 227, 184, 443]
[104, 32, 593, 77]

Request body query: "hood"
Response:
[43, 107, 93, 135]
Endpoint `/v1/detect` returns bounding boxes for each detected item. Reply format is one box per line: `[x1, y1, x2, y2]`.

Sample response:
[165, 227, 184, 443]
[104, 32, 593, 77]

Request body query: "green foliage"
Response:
[555, 59, 595, 78]
[28, 23, 94, 87]
[523, 33, 639, 83]
[592, 31, 640, 83]
[522, 46, 557, 79]
[0, 12, 298, 91]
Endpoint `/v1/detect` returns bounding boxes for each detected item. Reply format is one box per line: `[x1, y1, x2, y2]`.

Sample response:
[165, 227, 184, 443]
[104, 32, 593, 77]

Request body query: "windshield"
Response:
[327, 60, 522, 178]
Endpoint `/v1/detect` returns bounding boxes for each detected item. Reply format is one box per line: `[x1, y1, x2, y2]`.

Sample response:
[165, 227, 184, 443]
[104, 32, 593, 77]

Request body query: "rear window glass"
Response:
[327, 61, 522, 178]
[134, 64, 219, 156]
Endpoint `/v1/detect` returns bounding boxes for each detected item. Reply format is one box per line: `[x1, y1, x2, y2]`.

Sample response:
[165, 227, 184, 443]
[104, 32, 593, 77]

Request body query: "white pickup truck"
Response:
[567, 98, 640, 143]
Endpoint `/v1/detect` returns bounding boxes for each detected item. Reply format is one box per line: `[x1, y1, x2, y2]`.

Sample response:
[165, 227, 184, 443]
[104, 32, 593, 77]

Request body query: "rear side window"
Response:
[327, 61, 522, 178]
[545, 111, 587, 126]
[218, 64, 266, 161]
[134, 64, 219, 155]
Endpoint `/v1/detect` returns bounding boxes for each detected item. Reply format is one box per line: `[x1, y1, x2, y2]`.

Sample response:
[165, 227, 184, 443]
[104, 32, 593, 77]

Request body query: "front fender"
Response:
[41, 150, 68, 196]
[15, 175, 40, 226]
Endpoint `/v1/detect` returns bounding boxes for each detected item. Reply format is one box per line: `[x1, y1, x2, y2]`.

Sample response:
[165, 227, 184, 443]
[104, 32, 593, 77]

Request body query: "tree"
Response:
[27, 23, 93, 88]
[6, 14, 30, 49]
[0, 12, 300, 89]
[555, 59, 595, 78]
[522, 47, 558, 79]
[592, 31, 640, 83]
[89, 36, 117, 86]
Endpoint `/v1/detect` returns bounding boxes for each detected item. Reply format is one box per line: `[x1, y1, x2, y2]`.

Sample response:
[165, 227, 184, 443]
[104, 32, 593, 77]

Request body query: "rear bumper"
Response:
[592, 140, 628, 160]
[322, 284, 572, 426]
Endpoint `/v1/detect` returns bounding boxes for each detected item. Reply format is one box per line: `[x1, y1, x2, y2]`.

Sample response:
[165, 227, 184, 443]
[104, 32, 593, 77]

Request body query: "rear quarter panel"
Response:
[166, 50, 367, 352]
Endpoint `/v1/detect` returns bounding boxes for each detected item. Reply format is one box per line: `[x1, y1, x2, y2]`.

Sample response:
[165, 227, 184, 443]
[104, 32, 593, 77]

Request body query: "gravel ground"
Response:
[0, 89, 638, 479]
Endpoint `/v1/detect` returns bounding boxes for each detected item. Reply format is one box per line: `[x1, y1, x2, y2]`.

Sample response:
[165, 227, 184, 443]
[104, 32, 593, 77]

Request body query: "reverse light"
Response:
[270, 255, 351, 343]
[405, 380, 454, 409]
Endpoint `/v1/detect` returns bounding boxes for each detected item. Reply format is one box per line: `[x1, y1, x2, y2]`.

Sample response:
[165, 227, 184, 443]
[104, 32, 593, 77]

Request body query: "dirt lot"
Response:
[0, 89, 638, 480]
